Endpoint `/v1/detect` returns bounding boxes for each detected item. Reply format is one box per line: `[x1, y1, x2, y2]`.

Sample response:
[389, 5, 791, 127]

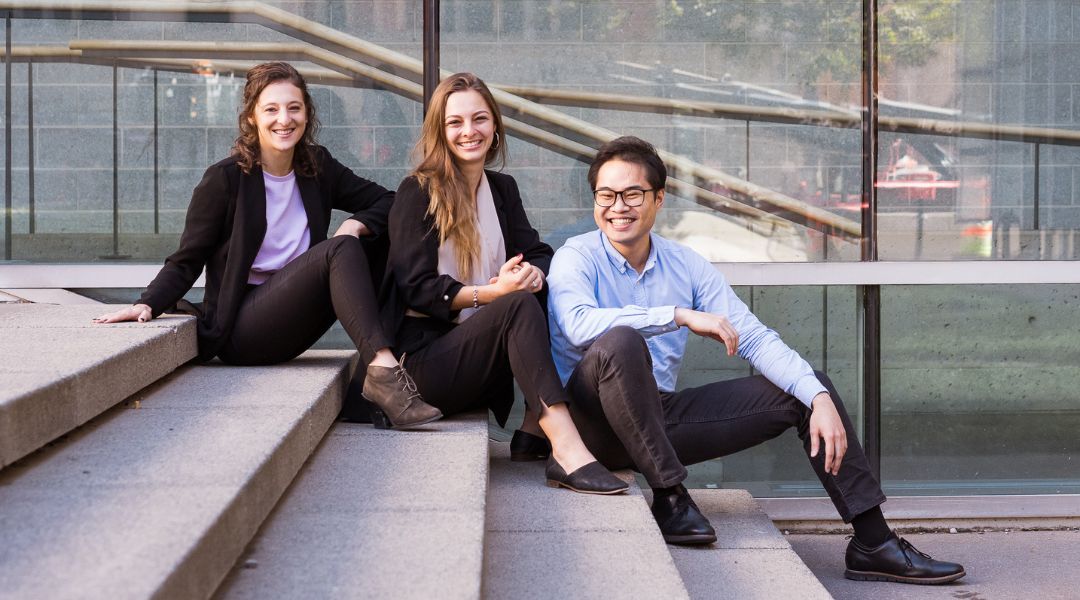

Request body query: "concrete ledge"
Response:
[482, 442, 689, 599]
[0, 350, 357, 600]
[215, 412, 488, 600]
[664, 489, 832, 599]
[0, 303, 197, 468]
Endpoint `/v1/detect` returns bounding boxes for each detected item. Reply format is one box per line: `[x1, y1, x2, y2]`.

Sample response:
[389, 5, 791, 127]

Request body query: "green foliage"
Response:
[663, 0, 958, 86]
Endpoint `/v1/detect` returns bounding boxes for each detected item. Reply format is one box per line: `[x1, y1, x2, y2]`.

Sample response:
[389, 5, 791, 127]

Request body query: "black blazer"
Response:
[383, 170, 553, 425]
[139, 146, 393, 361]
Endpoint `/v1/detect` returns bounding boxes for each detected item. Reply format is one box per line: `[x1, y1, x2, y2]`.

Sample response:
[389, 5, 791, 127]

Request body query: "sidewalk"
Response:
[787, 529, 1080, 600]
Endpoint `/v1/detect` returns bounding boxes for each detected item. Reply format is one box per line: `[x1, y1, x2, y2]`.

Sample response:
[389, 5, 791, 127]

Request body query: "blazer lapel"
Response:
[488, 171, 514, 255]
[298, 175, 326, 244]
[239, 166, 268, 267]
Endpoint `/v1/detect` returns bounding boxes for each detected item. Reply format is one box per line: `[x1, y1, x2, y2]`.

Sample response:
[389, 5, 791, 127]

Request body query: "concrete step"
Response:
[0, 303, 196, 469]
[482, 442, 689, 599]
[663, 489, 833, 600]
[214, 412, 489, 600]
[0, 350, 357, 600]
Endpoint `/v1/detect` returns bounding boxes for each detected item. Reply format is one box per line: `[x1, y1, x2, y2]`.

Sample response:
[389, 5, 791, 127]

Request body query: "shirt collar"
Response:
[599, 230, 659, 276]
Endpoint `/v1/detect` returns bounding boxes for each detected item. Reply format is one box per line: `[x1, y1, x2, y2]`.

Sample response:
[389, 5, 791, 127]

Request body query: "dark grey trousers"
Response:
[565, 326, 886, 522]
[218, 235, 390, 366]
[404, 290, 571, 424]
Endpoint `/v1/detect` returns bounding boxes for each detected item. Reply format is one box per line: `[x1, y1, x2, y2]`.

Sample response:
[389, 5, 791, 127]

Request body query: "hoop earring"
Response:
[491, 131, 500, 151]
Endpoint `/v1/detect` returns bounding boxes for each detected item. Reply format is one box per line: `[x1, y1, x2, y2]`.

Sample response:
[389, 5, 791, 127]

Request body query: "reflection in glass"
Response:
[443, 0, 864, 262]
[1, 3, 423, 263]
[878, 0, 1080, 261]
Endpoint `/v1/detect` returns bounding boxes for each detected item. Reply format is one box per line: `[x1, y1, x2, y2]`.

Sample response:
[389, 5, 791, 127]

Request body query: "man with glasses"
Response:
[546, 136, 964, 584]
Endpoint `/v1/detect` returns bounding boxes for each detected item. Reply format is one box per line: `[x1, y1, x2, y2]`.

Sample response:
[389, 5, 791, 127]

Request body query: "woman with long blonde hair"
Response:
[384, 73, 626, 494]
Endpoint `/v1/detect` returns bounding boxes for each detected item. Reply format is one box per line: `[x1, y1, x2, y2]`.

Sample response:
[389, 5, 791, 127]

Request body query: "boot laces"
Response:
[394, 355, 422, 403]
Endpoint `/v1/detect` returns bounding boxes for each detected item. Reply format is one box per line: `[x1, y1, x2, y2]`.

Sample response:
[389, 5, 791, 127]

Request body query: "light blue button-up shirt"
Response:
[548, 230, 826, 406]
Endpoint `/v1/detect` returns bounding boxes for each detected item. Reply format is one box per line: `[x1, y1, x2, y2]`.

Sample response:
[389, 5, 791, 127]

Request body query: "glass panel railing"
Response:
[0, 1, 423, 263]
[881, 284, 1080, 495]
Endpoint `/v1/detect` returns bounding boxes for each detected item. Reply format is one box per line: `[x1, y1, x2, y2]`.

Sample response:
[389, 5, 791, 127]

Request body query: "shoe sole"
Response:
[545, 479, 629, 495]
[662, 532, 717, 546]
[365, 400, 444, 430]
[387, 411, 444, 430]
[844, 569, 966, 585]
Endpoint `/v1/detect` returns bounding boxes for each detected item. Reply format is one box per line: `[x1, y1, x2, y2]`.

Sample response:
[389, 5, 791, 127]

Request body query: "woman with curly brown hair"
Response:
[384, 72, 627, 494]
[94, 62, 441, 429]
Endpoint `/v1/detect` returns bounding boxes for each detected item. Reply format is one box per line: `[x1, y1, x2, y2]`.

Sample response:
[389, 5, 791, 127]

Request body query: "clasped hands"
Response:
[487, 253, 544, 295]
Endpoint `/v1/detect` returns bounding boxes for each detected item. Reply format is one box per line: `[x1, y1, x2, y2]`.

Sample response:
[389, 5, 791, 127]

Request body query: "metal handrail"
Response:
[0, 0, 856, 237]
[69, 47, 799, 229]
[500, 85, 1080, 147]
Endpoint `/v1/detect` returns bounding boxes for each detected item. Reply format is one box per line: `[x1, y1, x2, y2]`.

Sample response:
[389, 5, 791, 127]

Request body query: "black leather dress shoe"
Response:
[845, 531, 966, 584]
[545, 457, 629, 495]
[510, 430, 551, 462]
[651, 485, 716, 546]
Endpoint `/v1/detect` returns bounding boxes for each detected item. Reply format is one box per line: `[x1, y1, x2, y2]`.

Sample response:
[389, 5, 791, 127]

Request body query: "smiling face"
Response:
[250, 81, 307, 168]
[593, 159, 664, 264]
[443, 89, 495, 168]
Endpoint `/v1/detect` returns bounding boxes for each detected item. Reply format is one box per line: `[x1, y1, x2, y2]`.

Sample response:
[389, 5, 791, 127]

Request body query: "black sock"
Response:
[652, 483, 686, 498]
[851, 506, 890, 547]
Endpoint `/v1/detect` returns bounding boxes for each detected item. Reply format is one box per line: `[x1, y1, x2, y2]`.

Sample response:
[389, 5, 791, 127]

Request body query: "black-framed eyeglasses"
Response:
[592, 187, 655, 207]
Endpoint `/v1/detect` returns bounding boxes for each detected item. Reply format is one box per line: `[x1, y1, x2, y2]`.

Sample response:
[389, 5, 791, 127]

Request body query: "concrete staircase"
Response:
[0, 298, 833, 599]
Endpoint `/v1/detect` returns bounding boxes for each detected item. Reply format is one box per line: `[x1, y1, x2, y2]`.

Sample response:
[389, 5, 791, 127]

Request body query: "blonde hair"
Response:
[412, 72, 507, 277]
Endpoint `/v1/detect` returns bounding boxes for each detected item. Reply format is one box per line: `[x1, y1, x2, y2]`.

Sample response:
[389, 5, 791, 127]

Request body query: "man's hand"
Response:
[674, 308, 738, 356]
[333, 219, 369, 238]
[809, 392, 847, 476]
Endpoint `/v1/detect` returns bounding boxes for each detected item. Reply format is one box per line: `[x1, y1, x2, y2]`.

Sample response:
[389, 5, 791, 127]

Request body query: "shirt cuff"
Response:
[645, 305, 679, 333]
[793, 375, 829, 408]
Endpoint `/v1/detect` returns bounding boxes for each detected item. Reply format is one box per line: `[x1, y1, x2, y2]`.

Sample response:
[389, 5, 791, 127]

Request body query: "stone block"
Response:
[0, 350, 356, 600]
[217, 414, 488, 600]
[0, 304, 196, 468]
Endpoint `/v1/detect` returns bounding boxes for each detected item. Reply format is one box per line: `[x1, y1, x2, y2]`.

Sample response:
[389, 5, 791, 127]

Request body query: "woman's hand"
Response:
[93, 304, 153, 324]
[490, 255, 544, 297]
[333, 219, 369, 238]
[512, 261, 545, 293]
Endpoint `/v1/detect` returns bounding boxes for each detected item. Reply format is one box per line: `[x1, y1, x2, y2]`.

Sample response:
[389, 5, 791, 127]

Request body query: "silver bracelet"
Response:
[472, 286, 480, 309]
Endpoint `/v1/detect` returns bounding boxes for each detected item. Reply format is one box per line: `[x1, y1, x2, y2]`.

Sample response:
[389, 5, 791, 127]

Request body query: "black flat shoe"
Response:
[845, 531, 966, 585]
[651, 484, 716, 546]
[544, 457, 628, 495]
[510, 430, 551, 462]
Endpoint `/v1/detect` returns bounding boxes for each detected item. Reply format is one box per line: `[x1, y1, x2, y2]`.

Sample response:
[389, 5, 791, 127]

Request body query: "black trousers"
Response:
[218, 235, 390, 366]
[566, 326, 886, 522]
[402, 290, 569, 426]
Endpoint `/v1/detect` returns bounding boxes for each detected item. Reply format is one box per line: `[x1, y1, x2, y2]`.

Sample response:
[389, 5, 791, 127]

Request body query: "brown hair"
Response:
[412, 72, 507, 278]
[231, 62, 321, 177]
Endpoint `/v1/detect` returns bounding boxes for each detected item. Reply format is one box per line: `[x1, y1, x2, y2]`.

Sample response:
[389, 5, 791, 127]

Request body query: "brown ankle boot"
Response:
[362, 362, 443, 429]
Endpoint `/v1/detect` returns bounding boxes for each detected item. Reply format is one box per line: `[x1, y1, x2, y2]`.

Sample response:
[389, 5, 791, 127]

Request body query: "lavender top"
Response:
[248, 170, 311, 285]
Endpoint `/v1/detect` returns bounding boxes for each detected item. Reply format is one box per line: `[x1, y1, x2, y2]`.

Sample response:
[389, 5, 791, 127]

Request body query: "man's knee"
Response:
[813, 370, 850, 408]
[589, 326, 651, 371]
[594, 326, 646, 354]
[813, 370, 837, 394]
